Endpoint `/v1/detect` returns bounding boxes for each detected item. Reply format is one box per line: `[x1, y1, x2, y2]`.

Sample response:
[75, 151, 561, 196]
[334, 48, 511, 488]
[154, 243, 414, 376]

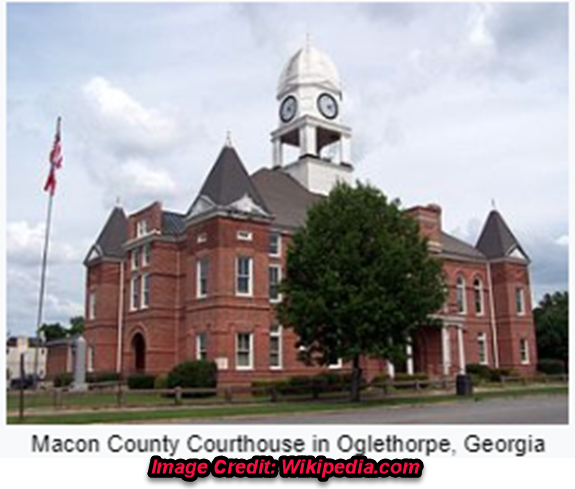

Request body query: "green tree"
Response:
[38, 322, 68, 342]
[277, 182, 446, 401]
[69, 316, 85, 336]
[534, 291, 568, 368]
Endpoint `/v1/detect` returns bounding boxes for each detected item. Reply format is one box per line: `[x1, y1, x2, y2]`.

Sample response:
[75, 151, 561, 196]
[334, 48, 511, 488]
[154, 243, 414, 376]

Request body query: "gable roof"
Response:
[251, 168, 322, 229]
[84, 206, 127, 264]
[187, 146, 270, 217]
[476, 210, 528, 260]
[440, 232, 485, 261]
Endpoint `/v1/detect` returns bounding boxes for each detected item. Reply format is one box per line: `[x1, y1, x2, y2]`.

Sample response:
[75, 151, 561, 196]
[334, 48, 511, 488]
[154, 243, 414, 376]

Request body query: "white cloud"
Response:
[83, 76, 182, 156]
[7, 221, 81, 267]
[105, 158, 178, 207]
[555, 235, 568, 247]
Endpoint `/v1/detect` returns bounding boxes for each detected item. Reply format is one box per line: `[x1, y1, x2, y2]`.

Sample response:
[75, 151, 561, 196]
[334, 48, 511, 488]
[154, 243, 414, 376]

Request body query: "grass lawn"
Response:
[7, 385, 567, 425]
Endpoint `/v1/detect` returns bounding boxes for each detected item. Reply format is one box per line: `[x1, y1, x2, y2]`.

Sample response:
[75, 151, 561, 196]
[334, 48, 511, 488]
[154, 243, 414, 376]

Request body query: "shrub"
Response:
[394, 373, 428, 382]
[488, 368, 513, 382]
[53, 372, 73, 388]
[466, 364, 491, 381]
[154, 374, 168, 390]
[127, 373, 156, 390]
[167, 360, 217, 390]
[537, 359, 565, 375]
[370, 373, 391, 386]
[86, 371, 121, 384]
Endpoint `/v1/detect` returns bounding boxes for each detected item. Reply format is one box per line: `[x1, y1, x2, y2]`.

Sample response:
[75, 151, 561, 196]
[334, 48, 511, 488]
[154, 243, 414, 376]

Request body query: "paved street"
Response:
[187, 394, 568, 424]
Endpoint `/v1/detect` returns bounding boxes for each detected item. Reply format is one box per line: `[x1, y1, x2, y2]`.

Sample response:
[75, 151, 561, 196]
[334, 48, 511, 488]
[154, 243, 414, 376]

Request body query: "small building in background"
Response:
[6, 336, 47, 381]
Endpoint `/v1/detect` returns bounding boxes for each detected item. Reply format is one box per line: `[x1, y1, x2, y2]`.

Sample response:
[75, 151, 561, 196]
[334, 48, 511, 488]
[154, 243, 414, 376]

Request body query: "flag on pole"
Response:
[43, 117, 63, 195]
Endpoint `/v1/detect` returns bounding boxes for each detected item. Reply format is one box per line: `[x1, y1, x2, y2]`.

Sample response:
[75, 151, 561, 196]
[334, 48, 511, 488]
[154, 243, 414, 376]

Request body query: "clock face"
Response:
[317, 93, 338, 119]
[279, 95, 297, 123]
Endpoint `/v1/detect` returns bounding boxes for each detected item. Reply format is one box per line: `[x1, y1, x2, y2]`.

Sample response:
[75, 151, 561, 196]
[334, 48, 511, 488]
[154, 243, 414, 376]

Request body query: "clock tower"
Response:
[271, 39, 353, 195]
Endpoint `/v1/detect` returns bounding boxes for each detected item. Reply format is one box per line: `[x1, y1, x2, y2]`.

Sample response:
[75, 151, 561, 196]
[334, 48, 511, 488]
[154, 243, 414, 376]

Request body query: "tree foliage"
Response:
[39, 316, 85, 342]
[277, 182, 446, 394]
[534, 291, 568, 367]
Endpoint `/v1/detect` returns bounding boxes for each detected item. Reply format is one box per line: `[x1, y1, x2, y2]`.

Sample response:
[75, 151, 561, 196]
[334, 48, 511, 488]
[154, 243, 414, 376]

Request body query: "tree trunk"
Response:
[350, 355, 362, 402]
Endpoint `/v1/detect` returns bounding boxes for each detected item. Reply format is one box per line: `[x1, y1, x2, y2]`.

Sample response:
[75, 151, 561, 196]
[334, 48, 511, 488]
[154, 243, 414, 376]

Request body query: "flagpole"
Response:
[33, 117, 61, 388]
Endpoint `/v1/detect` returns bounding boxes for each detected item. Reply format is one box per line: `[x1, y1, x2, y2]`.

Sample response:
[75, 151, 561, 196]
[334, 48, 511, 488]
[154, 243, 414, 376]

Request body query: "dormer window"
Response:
[136, 219, 149, 238]
[237, 230, 253, 241]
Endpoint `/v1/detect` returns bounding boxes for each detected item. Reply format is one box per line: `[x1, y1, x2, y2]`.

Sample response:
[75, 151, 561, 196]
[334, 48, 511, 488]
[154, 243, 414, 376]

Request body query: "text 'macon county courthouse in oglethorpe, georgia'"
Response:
[70, 41, 537, 385]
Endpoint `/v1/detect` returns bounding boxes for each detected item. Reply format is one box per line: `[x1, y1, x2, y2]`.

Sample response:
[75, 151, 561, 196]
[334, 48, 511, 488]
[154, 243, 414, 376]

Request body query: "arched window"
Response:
[473, 277, 484, 315]
[456, 275, 466, 314]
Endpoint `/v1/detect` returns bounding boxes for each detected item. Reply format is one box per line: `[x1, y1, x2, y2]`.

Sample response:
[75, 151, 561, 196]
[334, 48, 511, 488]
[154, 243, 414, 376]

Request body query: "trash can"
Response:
[456, 374, 473, 396]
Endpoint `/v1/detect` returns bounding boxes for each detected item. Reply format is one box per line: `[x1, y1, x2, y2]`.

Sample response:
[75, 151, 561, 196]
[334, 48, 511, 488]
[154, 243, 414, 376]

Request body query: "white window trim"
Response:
[456, 275, 467, 315]
[236, 257, 253, 297]
[237, 230, 253, 241]
[131, 248, 139, 271]
[269, 232, 281, 257]
[142, 243, 150, 267]
[141, 273, 149, 309]
[196, 257, 208, 299]
[478, 333, 488, 365]
[269, 264, 282, 303]
[269, 325, 282, 370]
[516, 288, 526, 316]
[136, 219, 149, 238]
[235, 333, 253, 370]
[328, 358, 343, 370]
[196, 332, 207, 361]
[520, 338, 530, 365]
[197, 233, 207, 244]
[130, 275, 139, 311]
[88, 290, 97, 320]
[473, 278, 484, 316]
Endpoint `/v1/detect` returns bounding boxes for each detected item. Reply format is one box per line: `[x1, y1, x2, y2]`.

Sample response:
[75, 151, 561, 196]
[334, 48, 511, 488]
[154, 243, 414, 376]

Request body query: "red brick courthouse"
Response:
[79, 43, 537, 384]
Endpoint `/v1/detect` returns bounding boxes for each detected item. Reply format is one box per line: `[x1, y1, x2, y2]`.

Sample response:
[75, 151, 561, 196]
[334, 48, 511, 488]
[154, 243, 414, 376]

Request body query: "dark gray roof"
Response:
[6, 337, 43, 347]
[476, 210, 528, 260]
[251, 168, 322, 229]
[188, 146, 270, 215]
[85, 206, 127, 264]
[440, 232, 485, 261]
[162, 211, 186, 236]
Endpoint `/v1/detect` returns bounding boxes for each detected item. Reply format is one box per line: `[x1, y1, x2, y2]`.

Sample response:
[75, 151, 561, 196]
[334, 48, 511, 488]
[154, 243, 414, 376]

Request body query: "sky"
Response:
[5, 2, 568, 336]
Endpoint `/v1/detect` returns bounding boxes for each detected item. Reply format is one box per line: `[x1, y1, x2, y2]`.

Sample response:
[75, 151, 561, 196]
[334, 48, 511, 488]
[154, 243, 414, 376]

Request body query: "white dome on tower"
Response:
[277, 41, 341, 99]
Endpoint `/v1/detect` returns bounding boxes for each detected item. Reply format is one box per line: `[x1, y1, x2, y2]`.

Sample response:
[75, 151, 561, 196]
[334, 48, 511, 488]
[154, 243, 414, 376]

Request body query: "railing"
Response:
[7, 373, 568, 421]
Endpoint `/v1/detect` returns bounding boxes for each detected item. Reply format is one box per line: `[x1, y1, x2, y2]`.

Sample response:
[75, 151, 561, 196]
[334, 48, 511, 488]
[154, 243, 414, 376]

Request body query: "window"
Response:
[130, 275, 140, 310]
[328, 358, 343, 369]
[269, 324, 282, 369]
[473, 278, 484, 315]
[269, 265, 282, 302]
[456, 275, 466, 314]
[197, 233, 207, 244]
[237, 230, 253, 241]
[520, 338, 530, 364]
[141, 273, 150, 308]
[516, 287, 525, 315]
[87, 345, 94, 373]
[136, 219, 149, 238]
[269, 233, 281, 256]
[196, 257, 209, 298]
[477, 333, 488, 365]
[196, 333, 207, 361]
[88, 291, 97, 320]
[236, 333, 253, 369]
[131, 248, 139, 271]
[142, 243, 151, 267]
[236, 257, 253, 296]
